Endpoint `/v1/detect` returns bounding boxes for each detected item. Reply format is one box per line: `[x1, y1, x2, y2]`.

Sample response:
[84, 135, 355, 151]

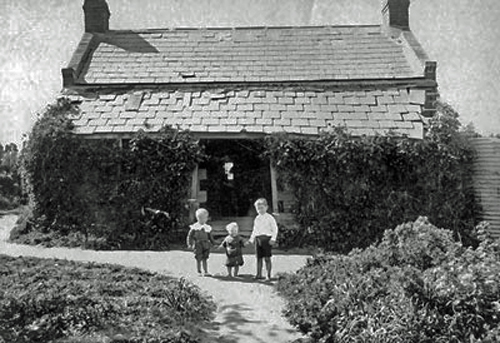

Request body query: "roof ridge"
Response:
[106, 24, 382, 34]
[64, 24, 429, 87]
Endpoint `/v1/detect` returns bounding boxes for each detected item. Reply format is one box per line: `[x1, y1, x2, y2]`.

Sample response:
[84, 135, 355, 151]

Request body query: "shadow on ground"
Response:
[202, 302, 300, 343]
[210, 273, 276, 286]
[168, 243, 316, 256]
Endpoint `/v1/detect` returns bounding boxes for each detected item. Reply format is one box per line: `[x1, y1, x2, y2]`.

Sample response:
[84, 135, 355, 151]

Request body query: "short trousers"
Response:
[194, 248, 210, 261]
[255, 235, 272, 258]
[194, 241, 211, 261]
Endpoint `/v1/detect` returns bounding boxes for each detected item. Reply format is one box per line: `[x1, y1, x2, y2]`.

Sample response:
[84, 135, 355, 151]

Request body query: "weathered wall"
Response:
[472, 137, 500, 237]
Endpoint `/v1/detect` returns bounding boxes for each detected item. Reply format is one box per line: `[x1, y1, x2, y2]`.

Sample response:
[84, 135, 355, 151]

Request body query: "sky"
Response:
[1, 0, 499, 145]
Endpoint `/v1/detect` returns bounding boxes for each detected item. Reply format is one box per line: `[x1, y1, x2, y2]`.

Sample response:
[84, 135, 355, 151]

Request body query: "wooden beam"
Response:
[188, 164, 199, 222]
[270, 161, 279, 214]
[117, 138, 123, 181]
[191, 164, 199, 199]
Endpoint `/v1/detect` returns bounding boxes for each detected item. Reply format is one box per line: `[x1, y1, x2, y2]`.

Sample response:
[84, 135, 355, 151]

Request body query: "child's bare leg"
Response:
[234, 266, 239, 277]
[256, 258, 263, 278]
[202, 259, 208, 274]
[226, 266, 232, 277]
[196, 260, 202, 274]
[264, 257, 272, 279]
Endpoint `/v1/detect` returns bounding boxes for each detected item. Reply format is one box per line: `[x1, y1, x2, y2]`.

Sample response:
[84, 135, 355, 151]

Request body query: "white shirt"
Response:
[189, 222, 212, 232]
[249, 213, 278, 243]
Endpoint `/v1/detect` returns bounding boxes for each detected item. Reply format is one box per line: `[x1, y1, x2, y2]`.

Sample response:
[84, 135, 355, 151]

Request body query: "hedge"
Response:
[265, 104, 479, 252]
[19, 98, 205, 250]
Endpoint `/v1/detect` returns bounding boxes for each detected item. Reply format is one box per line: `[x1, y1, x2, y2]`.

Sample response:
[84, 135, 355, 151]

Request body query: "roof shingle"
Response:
[65, 86, 426, 139]
[75, 25, 422, 85]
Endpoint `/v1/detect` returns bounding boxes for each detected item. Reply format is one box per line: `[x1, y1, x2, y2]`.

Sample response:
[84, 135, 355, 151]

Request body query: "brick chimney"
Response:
[83, 0, 110, 33]
[382, 0, 410, 30]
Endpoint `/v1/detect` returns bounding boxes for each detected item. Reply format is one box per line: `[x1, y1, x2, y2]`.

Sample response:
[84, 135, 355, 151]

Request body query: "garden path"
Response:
[0, 214, 310, 343]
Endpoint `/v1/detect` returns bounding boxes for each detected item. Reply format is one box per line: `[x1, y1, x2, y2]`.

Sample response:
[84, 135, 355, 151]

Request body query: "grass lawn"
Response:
[0, 254, 216, 343]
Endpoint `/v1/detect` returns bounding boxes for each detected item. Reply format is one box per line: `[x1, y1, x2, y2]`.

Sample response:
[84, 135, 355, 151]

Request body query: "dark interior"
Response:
[200, 139, 272, 219]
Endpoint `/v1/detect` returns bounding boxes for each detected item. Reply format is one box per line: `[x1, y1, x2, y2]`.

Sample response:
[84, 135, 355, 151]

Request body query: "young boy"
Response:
[248, 198, 278, 281]
[186, 208, 215, 276]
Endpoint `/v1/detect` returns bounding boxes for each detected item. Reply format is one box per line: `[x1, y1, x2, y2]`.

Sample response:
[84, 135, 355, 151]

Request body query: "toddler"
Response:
[219, 222, 245, 277]
[186, 208, 215, 276]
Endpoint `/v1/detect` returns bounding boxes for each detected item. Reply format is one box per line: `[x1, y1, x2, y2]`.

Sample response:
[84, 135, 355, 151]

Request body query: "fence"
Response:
[472, 137, 500, 238]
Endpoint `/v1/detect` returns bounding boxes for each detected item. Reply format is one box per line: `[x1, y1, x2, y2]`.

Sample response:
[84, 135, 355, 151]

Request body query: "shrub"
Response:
[265, 107, 479, 252]
[0, 143, 21, 210]
[0, 255, 215, 343]
[19, 98, 205, 250]
[277, 217, 500, 343]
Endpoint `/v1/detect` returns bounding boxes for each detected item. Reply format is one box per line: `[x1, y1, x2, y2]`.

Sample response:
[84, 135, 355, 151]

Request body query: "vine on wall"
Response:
[20, 98, 205, 249]
[19, 98, 479, 252]
[265, 105, 479, 252]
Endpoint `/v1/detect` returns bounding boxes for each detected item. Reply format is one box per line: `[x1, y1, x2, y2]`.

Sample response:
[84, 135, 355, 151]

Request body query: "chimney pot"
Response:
[382, 0, 410, 30]
[83, 0, 110, 33]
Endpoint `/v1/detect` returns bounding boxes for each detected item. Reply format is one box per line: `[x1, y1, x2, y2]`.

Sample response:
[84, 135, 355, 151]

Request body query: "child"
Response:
[247, 198, 278, 281]
[186, 208, 215, 276]
[219, 222, 245, 278]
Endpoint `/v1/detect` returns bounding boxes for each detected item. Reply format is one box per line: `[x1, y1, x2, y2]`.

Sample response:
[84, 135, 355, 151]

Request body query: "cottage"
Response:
[62, 0, 437, 233]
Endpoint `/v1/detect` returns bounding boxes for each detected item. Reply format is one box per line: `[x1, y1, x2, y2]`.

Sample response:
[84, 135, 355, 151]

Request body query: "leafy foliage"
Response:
[19, 97, 205, 249]
[277, 218, 500, 343]
[19, 96, 479, 253]
[0, 142, 22, 210]
[265, 108, 479, 252]
[0, 254, 215, 343]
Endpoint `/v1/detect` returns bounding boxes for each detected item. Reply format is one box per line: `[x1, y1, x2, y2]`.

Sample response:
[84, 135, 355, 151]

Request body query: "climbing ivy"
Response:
[20, 97, 479, 252]
[264, 103, 480, 252]
[20, 97, 205, 249]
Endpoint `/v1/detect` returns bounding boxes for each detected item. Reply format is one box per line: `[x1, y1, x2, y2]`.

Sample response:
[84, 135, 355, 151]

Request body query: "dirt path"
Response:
[0, 215, 309, 343]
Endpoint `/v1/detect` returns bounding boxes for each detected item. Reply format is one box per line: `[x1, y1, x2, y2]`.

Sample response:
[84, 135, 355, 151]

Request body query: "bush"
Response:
[0, 143, 21, 210]
[19, 98, 205, 250]
[265, 107, 479, 252]
[277, 217, 500, 343]
[0, 255, 215, 343]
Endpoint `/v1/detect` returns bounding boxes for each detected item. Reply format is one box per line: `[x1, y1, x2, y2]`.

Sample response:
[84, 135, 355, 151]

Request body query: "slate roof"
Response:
[70, 25, 426, 85]
[64, 86, 426, 139]
[64, 21, 436, 139]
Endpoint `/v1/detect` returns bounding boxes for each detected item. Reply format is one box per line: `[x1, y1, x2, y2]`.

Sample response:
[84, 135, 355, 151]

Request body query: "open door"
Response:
[202, 139, 272, 218]
[190, 139, 273, 235]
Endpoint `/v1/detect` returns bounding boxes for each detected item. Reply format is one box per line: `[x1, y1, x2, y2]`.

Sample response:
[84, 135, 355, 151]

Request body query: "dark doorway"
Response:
[200, 139, 272, 219]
